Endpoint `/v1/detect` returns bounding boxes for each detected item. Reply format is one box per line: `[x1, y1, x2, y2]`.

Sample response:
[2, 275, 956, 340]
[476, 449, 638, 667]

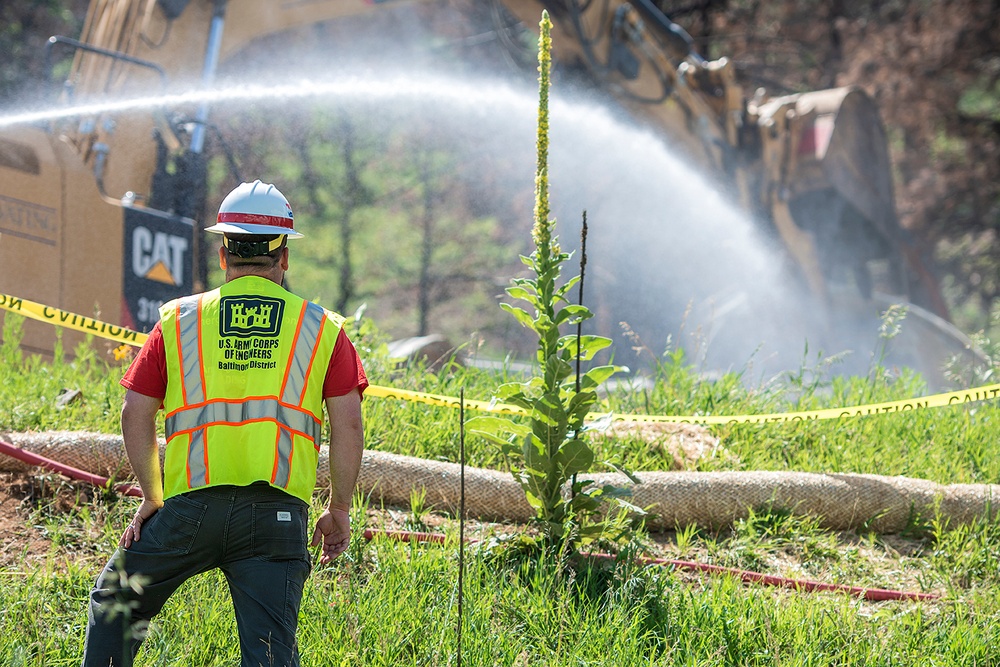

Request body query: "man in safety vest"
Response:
[82, 180, 367, 667]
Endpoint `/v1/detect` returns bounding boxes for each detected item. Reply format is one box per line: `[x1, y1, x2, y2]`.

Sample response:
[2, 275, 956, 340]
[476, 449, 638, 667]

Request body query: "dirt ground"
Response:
[0, 472, 75, 567]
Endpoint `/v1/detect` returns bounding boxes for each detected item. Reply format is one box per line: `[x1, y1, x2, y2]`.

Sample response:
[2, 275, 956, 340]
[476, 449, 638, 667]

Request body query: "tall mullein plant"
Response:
[469, 12, 638, 551]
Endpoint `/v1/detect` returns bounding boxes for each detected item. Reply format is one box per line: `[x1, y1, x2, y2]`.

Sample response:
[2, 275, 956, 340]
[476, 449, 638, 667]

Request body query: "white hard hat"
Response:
[206, 180, 303, 238]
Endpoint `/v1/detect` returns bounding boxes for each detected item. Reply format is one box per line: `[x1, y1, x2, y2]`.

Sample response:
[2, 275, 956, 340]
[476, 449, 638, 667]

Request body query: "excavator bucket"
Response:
[756, 86, 908, 305]
[785, 86, 949, 320]
[801, 87, 899, 251]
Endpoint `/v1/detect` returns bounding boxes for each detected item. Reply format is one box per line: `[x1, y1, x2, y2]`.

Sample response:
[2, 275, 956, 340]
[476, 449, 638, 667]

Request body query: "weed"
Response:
[673, 522, 702, 558]
[466, 13, 637, 553]
[929, 504, 1000, 590]
[405, 486, 430, 532]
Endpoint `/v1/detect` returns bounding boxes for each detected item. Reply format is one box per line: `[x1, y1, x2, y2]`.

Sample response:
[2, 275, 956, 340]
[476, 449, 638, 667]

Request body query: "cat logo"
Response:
[220, 296, 284, 337]
[131, 226, 188, 286]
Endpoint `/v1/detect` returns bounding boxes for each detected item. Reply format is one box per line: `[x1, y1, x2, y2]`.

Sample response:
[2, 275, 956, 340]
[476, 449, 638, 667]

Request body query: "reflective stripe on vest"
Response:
[273, 428, 294, 488]
[176, 295, 205, 406]
[282, 302, 326, 405]
[165, 398, 322, 443]
[187, 428, 207, 488]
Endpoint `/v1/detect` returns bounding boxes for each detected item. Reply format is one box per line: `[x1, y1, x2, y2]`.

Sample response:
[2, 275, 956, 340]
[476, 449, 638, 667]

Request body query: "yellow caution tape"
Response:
[607, 384, 1000, 424]
[368, 380, 1000, 423]
[0, 293, 148, 347]
[3, 292, 999, 423]
[365, 384, 527, 415]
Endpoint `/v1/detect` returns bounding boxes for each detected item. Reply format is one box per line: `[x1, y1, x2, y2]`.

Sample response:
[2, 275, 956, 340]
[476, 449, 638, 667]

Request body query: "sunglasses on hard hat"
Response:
[224, 234, 286, 259]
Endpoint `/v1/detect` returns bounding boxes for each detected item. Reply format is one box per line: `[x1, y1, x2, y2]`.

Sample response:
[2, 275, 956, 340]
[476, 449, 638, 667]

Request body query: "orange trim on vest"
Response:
[195, 295, 207, 403]
[163, 394, 311, 420]
[184, 435, 192, 487]
[164, 399, 323, 447]
[168, 420, 318, 445]
[270, 428, 282, 484]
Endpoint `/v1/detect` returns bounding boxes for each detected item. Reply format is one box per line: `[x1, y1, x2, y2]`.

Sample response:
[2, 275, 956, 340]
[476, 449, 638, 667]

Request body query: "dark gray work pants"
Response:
[82, 482, 311, 667]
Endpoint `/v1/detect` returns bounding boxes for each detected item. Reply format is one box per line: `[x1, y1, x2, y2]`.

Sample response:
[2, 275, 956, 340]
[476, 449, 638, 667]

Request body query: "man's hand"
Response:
[310, 506, 351, 564]
[120, 497, 164, 548]
[317, 391, 363, 565]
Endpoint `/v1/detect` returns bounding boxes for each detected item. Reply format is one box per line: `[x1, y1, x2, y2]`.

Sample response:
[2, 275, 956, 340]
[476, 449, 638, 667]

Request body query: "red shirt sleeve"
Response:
[120, 321, 168, 400]
[323, 328, 368, 399]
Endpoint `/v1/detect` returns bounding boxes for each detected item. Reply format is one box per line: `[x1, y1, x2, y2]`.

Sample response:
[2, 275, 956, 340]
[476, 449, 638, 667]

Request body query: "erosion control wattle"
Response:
[0, 435, 937, 602]
[2, 431, 997, 534]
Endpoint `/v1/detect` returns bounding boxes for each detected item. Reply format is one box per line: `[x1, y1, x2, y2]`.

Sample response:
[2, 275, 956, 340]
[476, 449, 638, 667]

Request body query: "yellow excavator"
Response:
[0, 0, 979, 382]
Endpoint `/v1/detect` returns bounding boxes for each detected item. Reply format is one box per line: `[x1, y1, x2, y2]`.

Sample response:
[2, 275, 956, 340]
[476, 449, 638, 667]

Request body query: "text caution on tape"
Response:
[4, 292, 998, 424]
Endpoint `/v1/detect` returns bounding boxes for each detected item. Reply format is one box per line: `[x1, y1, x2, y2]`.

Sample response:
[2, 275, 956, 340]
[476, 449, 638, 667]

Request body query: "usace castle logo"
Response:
[220, 296, 284, 338]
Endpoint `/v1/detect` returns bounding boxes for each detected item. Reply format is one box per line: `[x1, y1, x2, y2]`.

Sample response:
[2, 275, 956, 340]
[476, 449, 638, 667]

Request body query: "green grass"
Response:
[6, 485, 1000, 666]
[0, 316, 127, 434]
[2, 311, 1000, 665]
[5, 491, 1000, 665]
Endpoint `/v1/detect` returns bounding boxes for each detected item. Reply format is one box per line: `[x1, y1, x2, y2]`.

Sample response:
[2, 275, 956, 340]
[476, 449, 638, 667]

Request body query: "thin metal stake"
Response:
[575, 211, 588, 394]
[457, 387, 466, 667]
[572, 212, 589, 494]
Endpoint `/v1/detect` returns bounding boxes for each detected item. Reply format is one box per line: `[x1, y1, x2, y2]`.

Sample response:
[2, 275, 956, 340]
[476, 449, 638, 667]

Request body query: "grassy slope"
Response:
[2, 315, 1000, 665]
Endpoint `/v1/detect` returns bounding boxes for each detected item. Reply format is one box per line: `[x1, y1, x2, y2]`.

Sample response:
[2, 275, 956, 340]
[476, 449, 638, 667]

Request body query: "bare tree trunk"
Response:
[291, 131, 325, 295]
[337, 116, 360, 315]
[291, 115, 360, 314]
[824, 0, 846, 89]
[417, 155, 434, 337]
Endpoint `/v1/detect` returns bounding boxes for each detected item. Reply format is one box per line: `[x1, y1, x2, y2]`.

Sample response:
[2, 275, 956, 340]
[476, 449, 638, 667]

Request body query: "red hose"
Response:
[0, 438, 142, 497]
[362, 522, 939, 602]
[589, 552, 938, 602]
[0, 438, 939, 601]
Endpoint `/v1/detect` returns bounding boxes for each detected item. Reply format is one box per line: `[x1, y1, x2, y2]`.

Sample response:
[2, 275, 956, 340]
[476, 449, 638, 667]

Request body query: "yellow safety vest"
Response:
[160, 276, 344, 503]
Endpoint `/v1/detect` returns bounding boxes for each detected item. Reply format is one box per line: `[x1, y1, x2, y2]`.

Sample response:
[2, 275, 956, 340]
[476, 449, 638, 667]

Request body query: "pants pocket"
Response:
[251, 501, 309, 561]
[139, 493, 207, 555]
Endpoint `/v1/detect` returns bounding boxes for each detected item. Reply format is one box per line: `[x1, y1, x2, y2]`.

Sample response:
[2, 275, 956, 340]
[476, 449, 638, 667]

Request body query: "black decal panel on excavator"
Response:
[122, 206, 193, 332]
